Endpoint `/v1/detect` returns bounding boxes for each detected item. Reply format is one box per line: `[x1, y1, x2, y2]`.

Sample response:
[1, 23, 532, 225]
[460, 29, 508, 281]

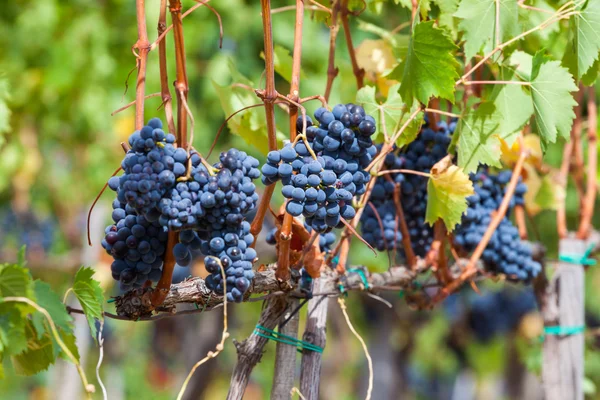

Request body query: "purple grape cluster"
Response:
[452, 169, 539, 281]
[261, 103, 377, 233]
[360, 119, 455, 256]
[102, 119, 261, 298]
[102, 198, 168, 291]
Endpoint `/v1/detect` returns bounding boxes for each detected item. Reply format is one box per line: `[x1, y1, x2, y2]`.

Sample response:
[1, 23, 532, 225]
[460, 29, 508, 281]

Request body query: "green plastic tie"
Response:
[544, 325, 585, 336]
[346, 268, 369, 289]
[540, 325, 585, 341]
[107, 298, 116, 304]
[254, 324, 323, 353]
[559, 243, 597, 266]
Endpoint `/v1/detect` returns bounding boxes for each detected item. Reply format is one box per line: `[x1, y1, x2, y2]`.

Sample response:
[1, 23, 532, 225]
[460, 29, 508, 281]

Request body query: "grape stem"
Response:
[515, 205, 528, 240]
[340, 0, 365, 90]
[457, 4, 580, 85]
[249, 0, 280, 243]
[577, 86, 598, 239]
[150, 0, 222, 51]
[324, 0, 341, 101]
[277, 0, 305, 282]
[134, 0, 150, 130]
[111, 93, 161, 116]
[391, 181, 417, 268]
[157, 0, 176, 135]
[151, 0, 190, 308]
[571, 88, 586, 214]
[338, 298, 373, 400]
[557, 91, 583, 238]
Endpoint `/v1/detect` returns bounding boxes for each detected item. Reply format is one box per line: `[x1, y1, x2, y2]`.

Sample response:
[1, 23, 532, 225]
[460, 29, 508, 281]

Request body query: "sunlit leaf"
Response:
[426, 156, 475, 230]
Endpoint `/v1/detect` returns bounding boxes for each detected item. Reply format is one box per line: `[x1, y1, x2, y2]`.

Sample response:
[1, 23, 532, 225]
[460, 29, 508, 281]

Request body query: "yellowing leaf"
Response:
[356, 39, 396, 77]
[522, 165, 563, 215]
[426, 156, 474, 231]
[500, 133, 543, 168]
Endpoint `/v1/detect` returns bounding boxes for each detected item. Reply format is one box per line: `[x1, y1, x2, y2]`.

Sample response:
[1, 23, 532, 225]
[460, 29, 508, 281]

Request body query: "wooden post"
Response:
[271, 298, 300, 399]
[299, 278, 331, 399]
[541, 236, 585, 400]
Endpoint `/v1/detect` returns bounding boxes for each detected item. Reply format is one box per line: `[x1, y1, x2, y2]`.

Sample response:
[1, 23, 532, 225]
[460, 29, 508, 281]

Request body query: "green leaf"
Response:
[398, 21, 460, 106]
[529, 55, 578, 150]
[489, 69, 533, 136]
[563, 0, 600, 81]
[72, 267, 104, 342]
[455, 0, 520, 61]
[32, 281, 73, 336]
[212, 61, 285, 154]
[0, 263, 33, 298]
[11, 321, 55, 376]
[0, 307, 28, 356]
[433, 0, 460, 35]
[581, 57, 600, 85]
[510, 50, 533, 80]
[396, 111, 425, 148]
[456, 105, 504, 173]
[426, 157, 474, 230]
[519, 0, 558, 41]
[356, 84, 422, 142]
[260, 44, 304, 84]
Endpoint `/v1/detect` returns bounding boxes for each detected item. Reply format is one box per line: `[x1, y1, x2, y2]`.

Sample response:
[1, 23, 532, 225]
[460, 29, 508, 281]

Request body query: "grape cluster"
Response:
[0, 209, 56, 256]
[261, 103, 377, 233]
[108, 118, 181, 216]
[202, 221, 257, 302]
[102, 119, 260, 299]
[102, 199, 168, 291]
[157, 149, 260, 232]
[453, 169, 539, 281]
[360, 119, 455, 257]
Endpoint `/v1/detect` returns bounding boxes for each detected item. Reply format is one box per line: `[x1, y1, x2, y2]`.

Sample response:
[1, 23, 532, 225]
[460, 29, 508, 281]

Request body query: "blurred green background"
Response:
[0, 0, 599, 399]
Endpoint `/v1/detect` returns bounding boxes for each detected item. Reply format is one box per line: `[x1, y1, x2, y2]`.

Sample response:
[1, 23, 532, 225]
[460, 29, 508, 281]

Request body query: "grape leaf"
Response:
[426, 156, 474, 231]
[433, 0, 460, 35]
[528, 54, 578, 150]
[72, 267, 104, 342]
[397, 21, 460, 106]
[213, 61, 285, 154]
[0, 307, 28, 356]
[519, 0, 558, 41]
[488, 69, 533, 140]
[11, 321, 55, 376]
[562, 0, 600, 81]
[0, 263, 33, 298]
[455, 0, 520, 61]
[260, 44, 304, 84]
[31, 281, 74, 338]
[456, 105, 504, 173]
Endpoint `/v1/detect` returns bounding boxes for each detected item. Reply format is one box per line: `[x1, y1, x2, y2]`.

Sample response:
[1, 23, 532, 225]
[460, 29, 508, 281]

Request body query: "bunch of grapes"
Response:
[452, 169, 539, 281]
[360, 119, 455, 257]
[261, 103, 377, 234]
[102, 119, 261, 300]
[102, 198, 168, 291]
